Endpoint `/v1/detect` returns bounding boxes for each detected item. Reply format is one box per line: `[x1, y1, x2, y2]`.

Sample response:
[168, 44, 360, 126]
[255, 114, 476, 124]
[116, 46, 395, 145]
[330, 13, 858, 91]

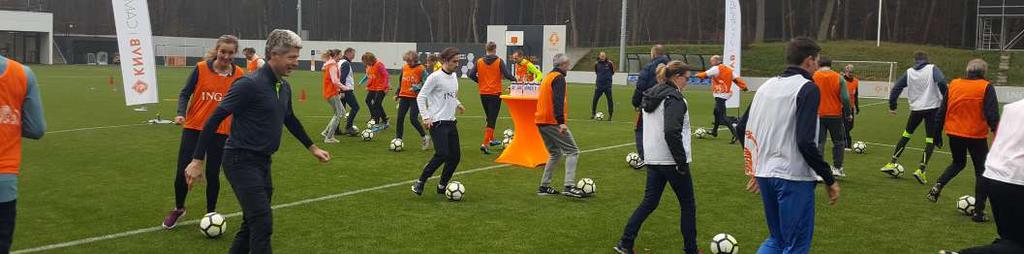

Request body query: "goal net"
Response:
[834, 60, 898, 99]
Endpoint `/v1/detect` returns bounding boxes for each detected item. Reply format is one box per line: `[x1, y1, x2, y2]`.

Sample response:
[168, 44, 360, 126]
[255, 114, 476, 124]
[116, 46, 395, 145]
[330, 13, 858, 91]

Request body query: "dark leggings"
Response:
[619, 165, 698, 254]
[341, 90, 360, 129]
[419, 121, 461, 187]
[175, 128, 226, 212]
[937, 135, 989, 214]
[0, 200, 15, 253]
[396, 97, 425, 139]
[958, 178, 1024, 254]
[481, 94, 502, 129]
[591, 86, 613, 116]
[365, 91, 388, 123]
[891, 109, 939, 169]
[712, 97, 737, 139]
[845, 117, 855, 148]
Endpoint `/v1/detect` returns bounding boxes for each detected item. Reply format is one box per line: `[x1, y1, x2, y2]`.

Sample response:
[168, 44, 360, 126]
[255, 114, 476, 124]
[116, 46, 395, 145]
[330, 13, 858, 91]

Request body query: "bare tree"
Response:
[471, 0, 480, 43]
[419, 0, 434, 42]
[817, 0, 836, 41]
[755, 0, 765, 42]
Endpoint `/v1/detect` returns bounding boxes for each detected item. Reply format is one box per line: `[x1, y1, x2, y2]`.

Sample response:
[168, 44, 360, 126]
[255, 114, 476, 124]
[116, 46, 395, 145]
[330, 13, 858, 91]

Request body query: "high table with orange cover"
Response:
[495, 95, 549, 168]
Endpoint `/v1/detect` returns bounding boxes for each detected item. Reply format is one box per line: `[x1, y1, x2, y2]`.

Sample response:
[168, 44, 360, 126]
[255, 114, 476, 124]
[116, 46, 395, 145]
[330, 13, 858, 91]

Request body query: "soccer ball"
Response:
[852, 141, 867, 154]
[389, 138, 404, 152]
[366, 119, 377, 129]
[694, 128, 708, 139]
[577, 178, 596, 195]
[626, 152, 644, 169]
[360, 129, 375, 141]
[594, 112, 605, 121]
[445, 181, 465, 201]
[957, 195, 976, 216]
[889, 163, 905, 178]
[501, 136, 512, 149]
[503, 129, 514, 139]
[199, 212, 227, 238]
[709, 233, 739, 254]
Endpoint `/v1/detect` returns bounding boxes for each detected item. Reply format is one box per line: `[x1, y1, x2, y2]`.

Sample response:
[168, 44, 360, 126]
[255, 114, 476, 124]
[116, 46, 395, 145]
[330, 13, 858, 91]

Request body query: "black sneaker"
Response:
[411, 180, 424, 196]
[345, 127, 359, 137]
[612, 242, 634, 254]
[972, 212, 990, 223]
[927, 184, 943, 203]
[436, 184, 445, 195]
[563, 186, 585, 198]
[537, 186, 560, 196]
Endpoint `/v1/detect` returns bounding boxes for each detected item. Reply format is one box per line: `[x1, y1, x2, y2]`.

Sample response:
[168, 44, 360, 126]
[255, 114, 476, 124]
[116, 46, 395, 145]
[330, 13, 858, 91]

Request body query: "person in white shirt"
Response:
[883, 50, 949, 184]
[735, 37, 840, 254]
[942, 98, 1024, 254]
[411, 47, 466, 196]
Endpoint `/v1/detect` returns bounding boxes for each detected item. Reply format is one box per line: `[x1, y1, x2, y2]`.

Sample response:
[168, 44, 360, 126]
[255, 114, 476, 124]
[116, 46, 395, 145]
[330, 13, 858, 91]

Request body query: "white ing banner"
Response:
[724, 0, 741, 108]
[112, 0, 159, 106]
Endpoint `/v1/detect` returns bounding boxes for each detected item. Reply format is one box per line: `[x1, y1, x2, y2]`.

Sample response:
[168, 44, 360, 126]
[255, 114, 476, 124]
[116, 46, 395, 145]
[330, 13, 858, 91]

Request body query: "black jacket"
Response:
[642, 83, 690, 171]
[594, 60, 615, 87]
[632, 55, 671, 108]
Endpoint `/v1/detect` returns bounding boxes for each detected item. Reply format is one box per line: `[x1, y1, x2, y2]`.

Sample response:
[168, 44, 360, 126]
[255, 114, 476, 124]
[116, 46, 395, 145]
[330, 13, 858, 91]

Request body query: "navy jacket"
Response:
[632, 55, 671, 108]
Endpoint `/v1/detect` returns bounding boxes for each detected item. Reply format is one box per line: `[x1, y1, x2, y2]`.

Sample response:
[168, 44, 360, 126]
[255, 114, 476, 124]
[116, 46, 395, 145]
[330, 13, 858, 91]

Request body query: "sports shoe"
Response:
[488, 140, 503, 147]
[927, 183, 943, 203]
[324, 138, 340, 144]
[162, 208, 186, 229]
[972, 212, 990, 223]
[913, 169, 928, 184]
[881, 163, 897, 174]
[938, 251, 959, 254]
[421, 135, 432, 151]
[411, 180, 425, 196]
[831, 166, 846, 177]
[613, 242, 635, 254]
[537, 186, 560, 196]
[836, 167, 847, 177]
[436, 184, 446, 195]
[563, 186, 586, 198]
[345, 127, 359, 137]
[480, 145, 492, 155]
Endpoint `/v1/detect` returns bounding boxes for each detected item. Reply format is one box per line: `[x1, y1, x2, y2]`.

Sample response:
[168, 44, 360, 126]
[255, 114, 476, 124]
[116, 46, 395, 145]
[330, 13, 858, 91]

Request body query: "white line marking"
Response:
[12, 142, 636, 253]
[863, 141, 951, 155]
[46, 123, 151, 134]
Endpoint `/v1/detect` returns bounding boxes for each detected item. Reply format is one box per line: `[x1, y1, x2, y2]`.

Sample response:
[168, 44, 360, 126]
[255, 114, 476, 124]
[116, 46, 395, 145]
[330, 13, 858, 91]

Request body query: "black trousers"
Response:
[711, 97, 737, 139]
[591, 86, 613, 116]
[0, 200, 15, 253]
[418, 121, 460, 186]
[619, 165, 698, 254]
[224, 149, 274, 254]
[959, 178, 1024, 254]
[175, 128, 227, 212]
[396, 98, 425, 139]
[341, 90, 360, 130]
[937, 135, 990, 214]
[845, 117, 855, 148]
[818, 117, 847, 168]
[480, 94, 502, 129]
[365, 91, 388, 123]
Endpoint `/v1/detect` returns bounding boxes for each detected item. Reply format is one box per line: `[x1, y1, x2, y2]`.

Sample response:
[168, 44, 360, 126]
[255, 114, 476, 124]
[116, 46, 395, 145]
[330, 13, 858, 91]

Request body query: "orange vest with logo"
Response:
[246, 57, 261, 73]
[945, 79, 991, 139]
[399, 64, 425, 98]
[366, 61, 389, 92]
[184, 61, 241, 135]
[711, 64, 736, 94]
[0, 60, 27, 174]
[535, 71, 566, 125]
[476, 58, 504, 95]
[322, 61, 340, 100]
[846, 77, 859, 106]
[813, 70, 844, 117]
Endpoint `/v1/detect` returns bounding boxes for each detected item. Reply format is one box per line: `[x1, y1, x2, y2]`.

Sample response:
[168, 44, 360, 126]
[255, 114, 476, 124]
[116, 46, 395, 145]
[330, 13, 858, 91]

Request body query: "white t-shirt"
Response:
[984, 99, 1024, 186]
[418, 69, 461, 123]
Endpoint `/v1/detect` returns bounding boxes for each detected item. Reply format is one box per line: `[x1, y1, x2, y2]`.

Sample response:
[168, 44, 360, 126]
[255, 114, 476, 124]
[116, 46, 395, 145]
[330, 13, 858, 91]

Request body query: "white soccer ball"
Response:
[501, 136, 512, 149]
[694, 128, 708, 139]
[852, 141, 867, 154]
[360, 129, 375, 141]
[626, 152, 645, 169]
[709, 233, 739, 254]
[445, 181, 465, 201]
[594, 112, 605, 121]
[366, 119, 377, 129]
[503, 129, 514, 139]
[199, 212, 227, 238]
[889, 163, 905, 178]
[389, 138, 404, 152]
[957, 195, 976, 216]
[576, 178, 596, 195]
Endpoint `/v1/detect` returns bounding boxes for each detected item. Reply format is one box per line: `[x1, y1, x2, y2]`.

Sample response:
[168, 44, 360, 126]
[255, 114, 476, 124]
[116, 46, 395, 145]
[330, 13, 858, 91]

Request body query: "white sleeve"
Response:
[257, 58, 266, 68]
[417, 74, 435, 121]
[704, 65, 720, 77]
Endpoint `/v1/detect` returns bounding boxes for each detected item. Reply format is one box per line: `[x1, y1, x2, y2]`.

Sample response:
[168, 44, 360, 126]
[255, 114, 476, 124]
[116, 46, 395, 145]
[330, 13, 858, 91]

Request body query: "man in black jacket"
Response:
[592, 51, 616, 120]
[631, 45, 671, 159]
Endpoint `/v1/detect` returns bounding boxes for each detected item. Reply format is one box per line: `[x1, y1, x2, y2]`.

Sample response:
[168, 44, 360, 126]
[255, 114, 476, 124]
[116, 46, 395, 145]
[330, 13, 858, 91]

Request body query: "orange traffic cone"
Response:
[299, 89, 307, 102]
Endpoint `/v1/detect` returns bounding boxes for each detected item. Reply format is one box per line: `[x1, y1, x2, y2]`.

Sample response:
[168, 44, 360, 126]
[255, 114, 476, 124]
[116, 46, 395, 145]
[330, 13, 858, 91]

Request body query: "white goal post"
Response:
[833, 60, 899, 99]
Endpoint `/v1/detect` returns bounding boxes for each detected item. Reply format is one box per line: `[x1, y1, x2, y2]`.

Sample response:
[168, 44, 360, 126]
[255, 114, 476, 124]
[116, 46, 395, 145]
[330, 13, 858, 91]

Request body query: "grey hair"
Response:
[710, 55, 722, 62]
[844, 64, 854, 73]
[553, 53, 570, 66]
[966, 59, 987, 75]
[264, 29, 303, 59]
